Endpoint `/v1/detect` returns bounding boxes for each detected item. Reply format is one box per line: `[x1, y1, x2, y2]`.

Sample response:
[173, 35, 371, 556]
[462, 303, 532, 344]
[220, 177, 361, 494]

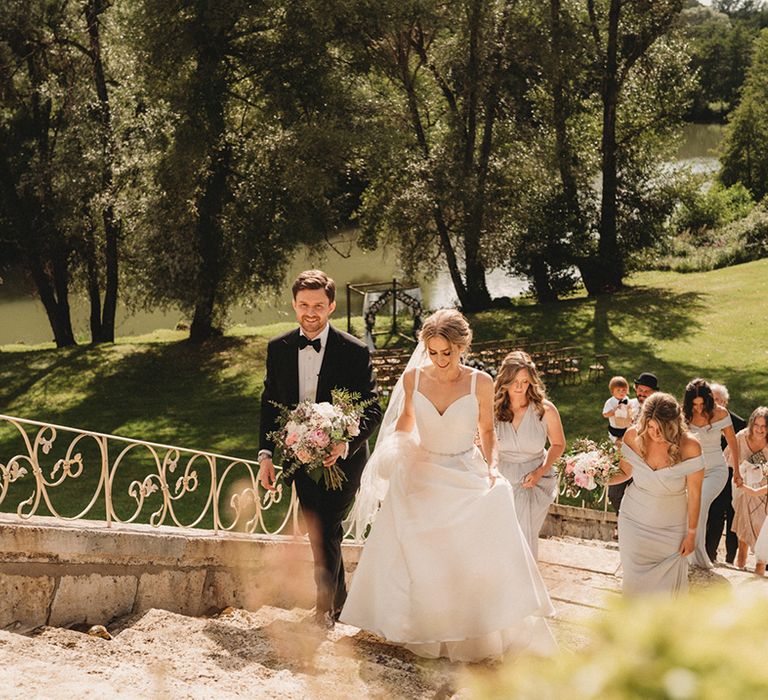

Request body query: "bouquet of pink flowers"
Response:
[556, 438, 622, 498]
[269, 389, 370, 490]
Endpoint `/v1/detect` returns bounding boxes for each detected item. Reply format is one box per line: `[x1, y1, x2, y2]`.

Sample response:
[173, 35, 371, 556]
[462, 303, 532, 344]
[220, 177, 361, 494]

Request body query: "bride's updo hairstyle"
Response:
[494, 351, 547, 422]
[636, 392, 688, 466]
[419, 309, 472, 355]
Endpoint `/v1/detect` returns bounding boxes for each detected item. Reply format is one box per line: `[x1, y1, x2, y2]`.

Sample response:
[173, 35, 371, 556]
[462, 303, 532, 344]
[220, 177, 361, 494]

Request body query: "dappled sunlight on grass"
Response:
[2, 260, 767, 521]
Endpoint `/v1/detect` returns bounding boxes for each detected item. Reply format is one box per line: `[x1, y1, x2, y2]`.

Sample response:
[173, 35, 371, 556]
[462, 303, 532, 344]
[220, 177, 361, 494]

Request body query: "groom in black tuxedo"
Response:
[258, 270, 381, 628]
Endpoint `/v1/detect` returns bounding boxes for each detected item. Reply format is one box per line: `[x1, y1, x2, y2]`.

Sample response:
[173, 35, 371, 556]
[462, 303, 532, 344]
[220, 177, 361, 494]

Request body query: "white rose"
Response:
[313, 402, 336, 420]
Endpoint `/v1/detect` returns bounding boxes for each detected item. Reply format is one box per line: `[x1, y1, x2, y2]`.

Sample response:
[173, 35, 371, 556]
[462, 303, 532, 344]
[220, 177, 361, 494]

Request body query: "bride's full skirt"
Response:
[340, 444, 556, 662]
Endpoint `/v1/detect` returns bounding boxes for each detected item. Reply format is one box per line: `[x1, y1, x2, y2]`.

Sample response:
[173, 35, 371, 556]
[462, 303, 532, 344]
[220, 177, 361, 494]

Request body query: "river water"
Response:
[0, 124, 722, 346]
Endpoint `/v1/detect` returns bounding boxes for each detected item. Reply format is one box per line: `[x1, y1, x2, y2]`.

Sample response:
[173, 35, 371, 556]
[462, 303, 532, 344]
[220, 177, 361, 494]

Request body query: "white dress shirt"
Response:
[259, 323, 347, 464]
[298, 323, 330, 402]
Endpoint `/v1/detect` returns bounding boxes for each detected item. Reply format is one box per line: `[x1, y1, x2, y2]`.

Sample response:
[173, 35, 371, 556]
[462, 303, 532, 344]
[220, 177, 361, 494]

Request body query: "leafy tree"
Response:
[0, 1, 81, 347]
[581, 0, 690, 293]
[683, 5, 757, 120]
[131, 0, 356, 341]
[338, 0, 548, 311]
[720, 27, 768, 201]
[337, 1, 693, 304]
[0, 0, 135, 346]
[503, 1, 693, 299]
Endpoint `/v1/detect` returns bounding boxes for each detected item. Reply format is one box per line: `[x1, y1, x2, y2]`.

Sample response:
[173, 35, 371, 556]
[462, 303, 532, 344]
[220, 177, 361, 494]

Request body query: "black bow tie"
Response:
[618, 399, 628, 405]
[299, 335, 322, 353]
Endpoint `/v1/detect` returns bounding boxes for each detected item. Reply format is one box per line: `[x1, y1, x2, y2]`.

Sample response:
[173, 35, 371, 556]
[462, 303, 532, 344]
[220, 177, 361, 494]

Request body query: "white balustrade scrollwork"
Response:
[1, 414, 609, 538]
[0, 414, 305, 535]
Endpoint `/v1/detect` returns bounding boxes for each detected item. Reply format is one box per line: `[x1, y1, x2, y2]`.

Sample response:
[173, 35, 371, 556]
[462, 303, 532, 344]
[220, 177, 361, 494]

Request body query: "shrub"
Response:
[670, 181, 754, 236]
[467, 586, 768, 699]
[653, 202, 768, 272]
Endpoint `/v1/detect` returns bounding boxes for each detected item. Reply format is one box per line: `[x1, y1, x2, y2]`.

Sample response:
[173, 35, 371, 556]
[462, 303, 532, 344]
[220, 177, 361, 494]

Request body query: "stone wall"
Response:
[0, 504, 614, 633]
[542, 503, 617, 541]
[0, 513, 349, 633]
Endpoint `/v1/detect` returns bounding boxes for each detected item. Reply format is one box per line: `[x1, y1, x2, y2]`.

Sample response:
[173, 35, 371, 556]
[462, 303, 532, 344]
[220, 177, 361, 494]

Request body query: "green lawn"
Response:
[2, 259, 766, 525]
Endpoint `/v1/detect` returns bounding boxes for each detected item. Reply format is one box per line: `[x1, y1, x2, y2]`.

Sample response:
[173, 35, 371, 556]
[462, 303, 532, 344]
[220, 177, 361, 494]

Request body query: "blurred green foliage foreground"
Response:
[468, 583, 768, 699]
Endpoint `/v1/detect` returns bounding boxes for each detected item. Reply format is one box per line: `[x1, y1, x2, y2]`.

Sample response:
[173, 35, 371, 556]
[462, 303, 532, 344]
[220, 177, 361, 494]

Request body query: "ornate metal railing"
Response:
[0, 414, 302, 535]
[0, 414, 613, 541]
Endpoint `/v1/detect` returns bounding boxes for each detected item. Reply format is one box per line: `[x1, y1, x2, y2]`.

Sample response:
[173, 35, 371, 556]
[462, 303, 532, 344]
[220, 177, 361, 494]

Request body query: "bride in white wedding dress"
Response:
[340, 310, 556, 662]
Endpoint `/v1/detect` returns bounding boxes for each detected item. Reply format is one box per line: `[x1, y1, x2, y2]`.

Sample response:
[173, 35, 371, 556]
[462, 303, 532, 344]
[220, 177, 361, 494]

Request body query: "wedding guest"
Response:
[753, 505, 768, 575]
[705, 382, 747, 565]
[728, 407, 768, 575]
[494, 351, 566, 560]
[602, 376, 636, 443]
[683, 378, 738, 569]
[257, 270, 382, 629]
[607, 372, 658, 518]
[609, 393, 703, 596]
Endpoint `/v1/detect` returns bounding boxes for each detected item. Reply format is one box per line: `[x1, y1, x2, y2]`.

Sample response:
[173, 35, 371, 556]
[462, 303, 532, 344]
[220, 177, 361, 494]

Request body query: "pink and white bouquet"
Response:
[556, 438, 622, 498]
[269, 389, 370, 490]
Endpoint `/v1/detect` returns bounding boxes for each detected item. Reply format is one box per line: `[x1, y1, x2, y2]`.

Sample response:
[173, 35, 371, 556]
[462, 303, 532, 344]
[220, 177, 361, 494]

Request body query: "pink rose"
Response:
[565, 460, 575, 475]
[296, 449, 312, 463]
[310, 429, 330, 448]
[286, 433, 298, 447]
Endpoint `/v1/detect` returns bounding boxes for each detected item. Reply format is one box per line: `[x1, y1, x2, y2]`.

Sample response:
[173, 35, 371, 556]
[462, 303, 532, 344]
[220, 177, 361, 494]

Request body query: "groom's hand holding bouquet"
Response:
[268, 388, 372, 490]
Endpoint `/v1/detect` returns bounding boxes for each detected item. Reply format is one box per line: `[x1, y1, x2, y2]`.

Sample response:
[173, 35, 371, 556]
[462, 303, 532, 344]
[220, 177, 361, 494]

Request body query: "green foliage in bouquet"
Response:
[467, 586, 768, 699]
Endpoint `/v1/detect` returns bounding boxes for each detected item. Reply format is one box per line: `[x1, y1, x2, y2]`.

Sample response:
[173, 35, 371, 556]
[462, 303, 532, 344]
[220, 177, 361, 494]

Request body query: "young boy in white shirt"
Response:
[602, 376, 638, 443]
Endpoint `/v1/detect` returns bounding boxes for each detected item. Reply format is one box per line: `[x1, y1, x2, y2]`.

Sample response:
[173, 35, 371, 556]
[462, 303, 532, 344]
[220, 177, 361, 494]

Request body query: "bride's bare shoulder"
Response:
[472, 369, 494, 389]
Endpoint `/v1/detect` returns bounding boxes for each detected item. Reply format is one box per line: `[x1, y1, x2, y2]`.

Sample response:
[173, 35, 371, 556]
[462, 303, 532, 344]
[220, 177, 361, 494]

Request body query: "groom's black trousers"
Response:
[294, 469, 361, 615]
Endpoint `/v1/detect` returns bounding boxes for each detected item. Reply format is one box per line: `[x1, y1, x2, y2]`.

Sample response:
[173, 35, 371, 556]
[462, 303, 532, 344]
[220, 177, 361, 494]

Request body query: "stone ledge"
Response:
[0, 505, 606, 632]
[542, 503, 617, 541]
[0, 512, 320, 567]
[0, 513, 323, 631]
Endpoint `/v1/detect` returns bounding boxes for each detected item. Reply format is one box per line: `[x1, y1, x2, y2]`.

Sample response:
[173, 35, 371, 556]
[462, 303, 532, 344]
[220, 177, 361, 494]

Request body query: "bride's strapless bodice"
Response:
[413, 369, 479, 456]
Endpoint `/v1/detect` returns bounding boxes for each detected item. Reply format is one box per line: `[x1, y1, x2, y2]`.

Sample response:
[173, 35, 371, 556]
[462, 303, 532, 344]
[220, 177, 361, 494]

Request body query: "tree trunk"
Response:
[189, 6, 230, 343]
[27, 254, 77, 347]
[550, 0, 583, 236]
[595, 0, 624, 293]
[26, 50, 77, 347]
[461, 228, 492, 311]
[84, 217, 105, 342]
[189, 142, 230, 342]
[531, 257, 558, 303]
[85, 0, 119, 343]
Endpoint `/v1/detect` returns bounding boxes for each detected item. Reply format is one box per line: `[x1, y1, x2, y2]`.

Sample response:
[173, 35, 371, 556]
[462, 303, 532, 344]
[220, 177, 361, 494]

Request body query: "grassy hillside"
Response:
[1, 259, 766, 524]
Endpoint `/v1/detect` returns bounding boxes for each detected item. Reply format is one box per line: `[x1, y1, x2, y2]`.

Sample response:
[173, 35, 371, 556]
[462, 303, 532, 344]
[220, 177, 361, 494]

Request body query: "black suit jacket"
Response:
[259, 325, 382, 487]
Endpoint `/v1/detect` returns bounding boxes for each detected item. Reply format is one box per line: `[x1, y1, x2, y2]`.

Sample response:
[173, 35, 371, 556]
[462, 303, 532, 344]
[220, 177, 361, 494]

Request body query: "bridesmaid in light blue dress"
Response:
[609, 393, 704, 596]
[494, 351, 566, 561]
[683, 379, 738, 569]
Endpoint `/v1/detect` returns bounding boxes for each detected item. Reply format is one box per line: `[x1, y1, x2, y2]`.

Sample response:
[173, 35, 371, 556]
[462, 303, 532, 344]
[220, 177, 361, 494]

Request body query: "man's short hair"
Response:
[292, 270, 336, 303]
